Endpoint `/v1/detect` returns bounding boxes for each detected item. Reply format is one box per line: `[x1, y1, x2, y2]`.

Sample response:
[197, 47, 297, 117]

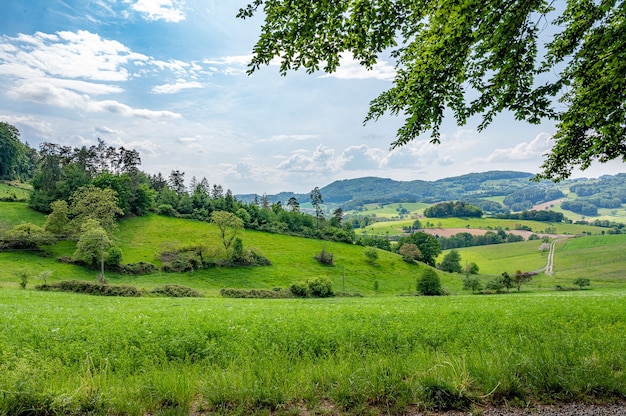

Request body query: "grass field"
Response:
[0, 181, 32, 202]
[1, 200, 626, 414]
[0, 201, 46, 229]
[356, 216, 606, 237]
[0, 289, 624, 415]
[1, 206, 625, 295]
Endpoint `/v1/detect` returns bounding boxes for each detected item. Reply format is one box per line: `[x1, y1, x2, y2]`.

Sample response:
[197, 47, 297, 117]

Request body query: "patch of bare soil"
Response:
[414, 400, 626, 415]
[418, 228, 565, 239]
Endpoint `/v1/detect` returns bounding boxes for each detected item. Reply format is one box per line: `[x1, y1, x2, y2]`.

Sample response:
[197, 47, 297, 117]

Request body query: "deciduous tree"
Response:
[211, 210, 245, 250]
[239, 0, 626, 180]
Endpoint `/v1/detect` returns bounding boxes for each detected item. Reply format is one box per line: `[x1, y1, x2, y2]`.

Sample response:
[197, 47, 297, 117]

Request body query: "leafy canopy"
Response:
[239, 0, 626, 180]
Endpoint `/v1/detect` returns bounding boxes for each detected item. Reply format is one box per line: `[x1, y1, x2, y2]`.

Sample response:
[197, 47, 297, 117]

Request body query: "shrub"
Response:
[161, 251, 202, 272]
[573, 278, 591, 289]
[37, 280, 142, 297]
[307, 276, 333, 297]
[17, 270, 28, 289]
[157, 204, 176, 216]
[290, 281, 310, 297]
[314, 248, 334, 265]
[417, 268, 444, 296]
[485, 277, 505, 293]
[220, 288, 291, 299]
[150, 284, 202, 297]
[463, 276, 483, 293]
[364, 247, 379, 264]
[119, 262, 157, 275]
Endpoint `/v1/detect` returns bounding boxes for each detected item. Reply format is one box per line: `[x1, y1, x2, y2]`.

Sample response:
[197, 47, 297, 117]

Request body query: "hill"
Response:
[2, 204, 626, 294]
[237, 171, 626, 220]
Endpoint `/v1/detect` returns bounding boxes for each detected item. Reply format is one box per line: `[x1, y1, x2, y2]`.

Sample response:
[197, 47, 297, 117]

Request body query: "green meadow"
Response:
[1, 290, 625, 415]
[0, 182, 32, 202]
[2, 201, 626, 414]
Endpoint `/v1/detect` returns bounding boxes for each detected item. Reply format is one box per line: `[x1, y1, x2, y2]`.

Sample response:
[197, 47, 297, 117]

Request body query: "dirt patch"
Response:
[416, 228, 564, 239]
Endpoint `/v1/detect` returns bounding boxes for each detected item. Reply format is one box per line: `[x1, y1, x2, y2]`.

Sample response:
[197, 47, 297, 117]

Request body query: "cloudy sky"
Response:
[1, 0, 623, 194]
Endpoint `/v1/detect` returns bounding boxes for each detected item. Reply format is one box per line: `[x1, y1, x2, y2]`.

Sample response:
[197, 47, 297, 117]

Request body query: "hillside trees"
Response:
[439, 249, 462, 273]
[0, 122, 37, 181]
[310, 186, 324, 230]
[69, 186, 123, 232]
[396, 232, 441, 266]
[417, 268, 444, 296]
[238, 0, 626, 180]
[211, 210, 245, 251]
[424, 201, 482, 218]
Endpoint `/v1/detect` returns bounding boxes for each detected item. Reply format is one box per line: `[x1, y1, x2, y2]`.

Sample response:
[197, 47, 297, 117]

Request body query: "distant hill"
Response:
[239, 171, 626, 214]
[237, 171, 543, 207]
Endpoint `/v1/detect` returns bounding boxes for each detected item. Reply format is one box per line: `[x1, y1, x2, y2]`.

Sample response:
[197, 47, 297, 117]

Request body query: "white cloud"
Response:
[339, 145, 383, 170]
[152, 80, 204, 94]
[0, 31, 148, 82]
[278, 145, 338, 172]
[485, 133, 554, 162]
[126, 0, 186, 22]
[203, 55, 252, 66]
[259, 134, 319, 143]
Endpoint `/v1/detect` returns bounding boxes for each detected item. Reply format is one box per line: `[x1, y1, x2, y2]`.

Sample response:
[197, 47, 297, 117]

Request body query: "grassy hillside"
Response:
[1, 203, 625, 295]
[0, 201, 46, 228]
[451, 234, 626, 290]
[0, 210, 450, 295]
[0, 181, 32, 202]
[356, 216, 605, 237]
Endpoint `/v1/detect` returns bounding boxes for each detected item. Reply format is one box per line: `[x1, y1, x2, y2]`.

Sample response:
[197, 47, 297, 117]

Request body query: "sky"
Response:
[1, 0, 624, 194]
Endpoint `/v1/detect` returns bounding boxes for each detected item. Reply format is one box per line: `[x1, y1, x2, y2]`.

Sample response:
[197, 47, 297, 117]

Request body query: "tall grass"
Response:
[0, 290, 624, 414]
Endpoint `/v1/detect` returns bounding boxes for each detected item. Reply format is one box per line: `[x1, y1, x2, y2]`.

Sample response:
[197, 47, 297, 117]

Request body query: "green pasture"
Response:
[0, 213, 447, 296]
[0, 201, 46, 228]
[0, 289, 624, 415]
[552, 234, 626, 284]
[447, 240, 550, 277]
[356, 216, 605, 237]
[349, 202, 430, 218]
[452, 234, 626, 290]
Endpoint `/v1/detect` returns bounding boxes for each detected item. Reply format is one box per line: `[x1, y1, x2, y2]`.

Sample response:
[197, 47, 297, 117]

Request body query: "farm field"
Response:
[355, 216, 606, 238]
[0, 289, 625, 415]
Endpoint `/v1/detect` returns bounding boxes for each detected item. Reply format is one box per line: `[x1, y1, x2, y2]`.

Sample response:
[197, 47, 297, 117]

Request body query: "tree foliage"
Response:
[239, 0, 626, 180]
[439, 249, 462, 273]
[417, 268, 444, 296]
[211, 210, 245, 250]
[72, 219, 120, 270]
[69, 186, 123, 232]
[396, 232, 441, 266]
[0, 122, 36, 181]
[424, 201, 482, 218]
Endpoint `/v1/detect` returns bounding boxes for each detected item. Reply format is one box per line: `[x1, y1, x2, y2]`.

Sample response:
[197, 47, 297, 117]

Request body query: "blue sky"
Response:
[1, 0, 623, 194]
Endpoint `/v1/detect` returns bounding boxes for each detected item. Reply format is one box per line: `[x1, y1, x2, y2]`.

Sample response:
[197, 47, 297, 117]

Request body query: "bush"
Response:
[118, 262, 157, 275]
[485, 277, 505, 293]
[161, 251, 202, 272]
[463, 276, 483, 293]
[307, 276, 333, 297]
[417, 268, 444, 296]
[289, 281, 310, 297]
[314, 248, 334, 265]
[573, 278, 591, 289]
[157, 204, 177, 216]
[37, 280, 142, 297]
[220, 288, 291, 299]
[364, 247, 379, 264]
[150, 284, 202, 297]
